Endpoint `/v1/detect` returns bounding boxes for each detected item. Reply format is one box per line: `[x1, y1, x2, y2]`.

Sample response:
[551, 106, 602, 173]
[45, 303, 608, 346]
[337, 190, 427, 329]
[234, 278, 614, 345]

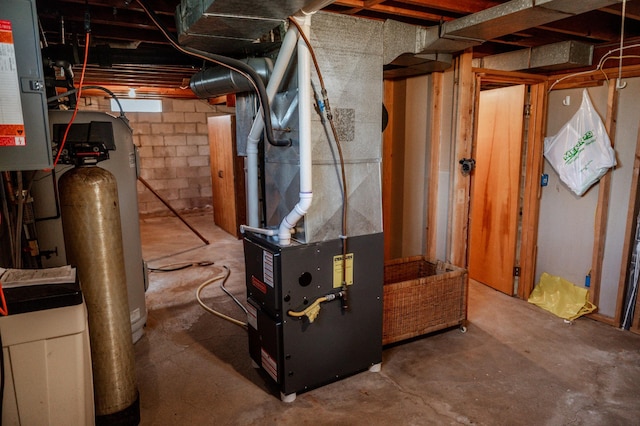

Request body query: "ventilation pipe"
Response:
[277, 1, 335, 245]
[277, 12, 312, 245]
[245, 27, 299, 229]
[189, 57, 273, 99]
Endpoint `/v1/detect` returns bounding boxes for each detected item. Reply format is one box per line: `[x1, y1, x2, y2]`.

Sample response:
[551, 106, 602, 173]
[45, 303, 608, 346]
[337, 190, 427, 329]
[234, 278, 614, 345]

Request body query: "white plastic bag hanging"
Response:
[543, 89, 616, 196]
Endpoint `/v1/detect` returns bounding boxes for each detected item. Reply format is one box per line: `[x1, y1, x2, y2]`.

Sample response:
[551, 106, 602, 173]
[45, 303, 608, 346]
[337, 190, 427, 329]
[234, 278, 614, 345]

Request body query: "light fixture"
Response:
[128, 88, 136, 98]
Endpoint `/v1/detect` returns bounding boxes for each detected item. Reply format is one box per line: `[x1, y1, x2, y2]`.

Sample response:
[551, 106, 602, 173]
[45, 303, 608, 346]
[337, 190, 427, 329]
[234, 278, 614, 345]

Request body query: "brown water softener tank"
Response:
[59, 165, 140, 425]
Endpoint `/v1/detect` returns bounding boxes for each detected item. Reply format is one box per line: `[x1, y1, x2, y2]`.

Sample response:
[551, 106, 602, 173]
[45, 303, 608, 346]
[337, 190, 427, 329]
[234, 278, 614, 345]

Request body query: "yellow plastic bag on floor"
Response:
[528, 272, 597, 321]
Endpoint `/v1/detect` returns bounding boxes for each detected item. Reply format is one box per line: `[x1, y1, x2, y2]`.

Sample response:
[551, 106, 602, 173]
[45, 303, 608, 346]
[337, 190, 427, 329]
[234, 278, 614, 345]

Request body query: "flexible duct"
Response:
[189, 57, 274, 99]
[59, 166, 139, 425]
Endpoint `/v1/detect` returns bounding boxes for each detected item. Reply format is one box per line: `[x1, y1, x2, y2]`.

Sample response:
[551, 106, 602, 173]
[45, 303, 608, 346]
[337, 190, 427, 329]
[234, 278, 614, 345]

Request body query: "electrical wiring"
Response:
[195, 266, 248, 329]
[0, 282, 7, 316]
[134, 0, 288, 147]
[51, 32, 91, 169]
[547, 0, 636, 92]
[289, 17, 350, 308]
[148, 260, 214, 273]
[47, 85, 127, 121]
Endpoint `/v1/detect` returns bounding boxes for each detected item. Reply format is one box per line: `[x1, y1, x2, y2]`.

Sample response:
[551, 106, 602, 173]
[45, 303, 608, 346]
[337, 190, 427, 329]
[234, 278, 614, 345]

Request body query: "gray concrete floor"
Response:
[136, 212, 640, 425]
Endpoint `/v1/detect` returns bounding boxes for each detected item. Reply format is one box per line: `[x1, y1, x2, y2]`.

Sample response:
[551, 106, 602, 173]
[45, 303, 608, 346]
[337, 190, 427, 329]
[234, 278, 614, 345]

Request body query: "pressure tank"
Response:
[59, 166, 139, 425]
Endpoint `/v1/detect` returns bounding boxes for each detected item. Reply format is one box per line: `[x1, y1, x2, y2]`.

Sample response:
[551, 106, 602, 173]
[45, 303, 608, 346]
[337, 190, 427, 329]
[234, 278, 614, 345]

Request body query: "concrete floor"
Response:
[136, 212, 640, 425]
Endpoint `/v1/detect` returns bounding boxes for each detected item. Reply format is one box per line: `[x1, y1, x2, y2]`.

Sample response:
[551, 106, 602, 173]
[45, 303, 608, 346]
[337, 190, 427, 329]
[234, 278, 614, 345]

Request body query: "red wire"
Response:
[0, 282, 7, 316]
[51, 32, 91, 169]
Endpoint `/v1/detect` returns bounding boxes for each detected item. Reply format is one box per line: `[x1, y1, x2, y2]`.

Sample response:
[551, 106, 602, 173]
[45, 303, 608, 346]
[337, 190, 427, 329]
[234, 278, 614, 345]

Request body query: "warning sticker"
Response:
[333, 253, 354, 288]
[246, 304, 257, 330]
[261, 348, 278, 382]
[0, 19, 26, 147]
[262, 250, 274, 287]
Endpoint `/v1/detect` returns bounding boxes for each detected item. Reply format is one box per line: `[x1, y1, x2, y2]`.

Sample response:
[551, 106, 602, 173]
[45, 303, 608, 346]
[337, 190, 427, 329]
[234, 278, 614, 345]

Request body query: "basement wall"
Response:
[536, 78, 640, 317]
[79, 96, 231, 215]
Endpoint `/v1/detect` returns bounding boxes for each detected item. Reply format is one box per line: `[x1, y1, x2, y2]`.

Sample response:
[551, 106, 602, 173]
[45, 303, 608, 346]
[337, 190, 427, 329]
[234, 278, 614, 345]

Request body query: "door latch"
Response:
[459, 158, 476, 176]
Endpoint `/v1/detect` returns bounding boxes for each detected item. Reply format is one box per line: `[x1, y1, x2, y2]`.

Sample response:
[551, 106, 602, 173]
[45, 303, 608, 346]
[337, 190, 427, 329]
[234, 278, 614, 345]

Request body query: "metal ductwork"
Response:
[382, 0, 620, 74]
[189, 57, 273, 98]
[176, 0, 311, 54]
[476, 40, 595, 72]
[427, 0, 622, 53]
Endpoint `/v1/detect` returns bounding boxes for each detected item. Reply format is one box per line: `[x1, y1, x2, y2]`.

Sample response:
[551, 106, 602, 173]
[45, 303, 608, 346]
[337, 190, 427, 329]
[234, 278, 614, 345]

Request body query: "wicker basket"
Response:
[383, 256, 468, 345]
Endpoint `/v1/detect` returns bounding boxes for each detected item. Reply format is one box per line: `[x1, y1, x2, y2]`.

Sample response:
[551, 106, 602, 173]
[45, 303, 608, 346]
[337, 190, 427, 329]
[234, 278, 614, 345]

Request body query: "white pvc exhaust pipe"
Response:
[278, 13, 313, 245]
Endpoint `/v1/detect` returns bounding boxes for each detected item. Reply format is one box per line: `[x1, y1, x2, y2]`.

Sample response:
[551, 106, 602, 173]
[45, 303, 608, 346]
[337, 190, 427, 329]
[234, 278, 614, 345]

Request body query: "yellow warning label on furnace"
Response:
[333, 253, 354, 288]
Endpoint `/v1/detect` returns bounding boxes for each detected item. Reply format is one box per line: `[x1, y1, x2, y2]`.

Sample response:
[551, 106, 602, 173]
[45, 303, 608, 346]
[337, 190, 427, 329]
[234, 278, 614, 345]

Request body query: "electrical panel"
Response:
[0, 0, 52, 171]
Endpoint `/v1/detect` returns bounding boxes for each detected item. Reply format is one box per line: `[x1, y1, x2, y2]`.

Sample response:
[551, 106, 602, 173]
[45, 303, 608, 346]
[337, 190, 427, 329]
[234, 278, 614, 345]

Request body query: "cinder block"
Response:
[176, 146, 199, 157]
[197, 166, 211, 177]
[138, 112, 163, 123]
[163, 112, 185, 123]
[179, 187, 201, 199]
[176, 166, 200, 178]
[165, 135, 188, 146]
[138, 135, 165, 147]
[141, 157, 165, 169]
[201, 187, 213, 197]
[151, 167, 177, 180]
[188, 176, 211, 188]
[172, 99, 197, 112]
[167, 178, 189, 189]
[195, 101, 216, 112]
[137, 145, 153, 158]
[165, 156, 188, 168]
[187, 135, 208, 146]
[187, 156, 209, 167]
[175, 123, 197, 134]
[151, 123, 175, 135]
[184, 112, 207, 123]
[132, 123, 150, 135]
[152, 146, 177, 158]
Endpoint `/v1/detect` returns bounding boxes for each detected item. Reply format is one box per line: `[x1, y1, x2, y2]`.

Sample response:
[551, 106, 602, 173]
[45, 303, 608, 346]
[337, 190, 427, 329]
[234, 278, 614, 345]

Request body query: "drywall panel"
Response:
[401, 75, 429, 257]
[600, 77, 640, 317]
[535, 86, 608, 291]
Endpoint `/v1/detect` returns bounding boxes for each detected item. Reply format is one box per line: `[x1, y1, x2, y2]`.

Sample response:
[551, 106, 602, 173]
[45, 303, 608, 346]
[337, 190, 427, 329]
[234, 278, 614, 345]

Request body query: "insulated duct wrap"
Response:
[190, 57, 274, 98]
[58, 166, 139, 424]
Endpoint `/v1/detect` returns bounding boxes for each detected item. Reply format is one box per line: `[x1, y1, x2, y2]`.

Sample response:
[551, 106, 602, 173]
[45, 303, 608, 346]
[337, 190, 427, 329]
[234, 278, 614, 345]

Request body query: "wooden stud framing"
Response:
[382, 79, 395, 261]
[382, 78, 407, 261]
[549, 65, 640, 328]
[589, 82, 619, 318]
[449, 51, 475, 267]
[426, 72, 443, 261]
[518, 82, 548, 300]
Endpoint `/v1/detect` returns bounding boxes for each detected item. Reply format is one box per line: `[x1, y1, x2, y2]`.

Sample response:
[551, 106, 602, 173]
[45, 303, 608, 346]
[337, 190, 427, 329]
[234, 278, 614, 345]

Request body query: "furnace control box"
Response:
[244, 232, 384, 399]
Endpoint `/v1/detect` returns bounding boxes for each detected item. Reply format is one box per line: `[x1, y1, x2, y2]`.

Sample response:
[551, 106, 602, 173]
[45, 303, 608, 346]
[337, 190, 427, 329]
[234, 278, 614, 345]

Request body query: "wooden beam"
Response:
[589, 82, 619, 315]
[333, 0, 455, 21]
[382, 79, 407, 261]
[519, 81, 548, 300]
[382, 79, 395, 262]
[426, 72, 443, 260]
[334, 0, 502, 15]
[449, 51, 475, 267]
[548, 65, 640, 91]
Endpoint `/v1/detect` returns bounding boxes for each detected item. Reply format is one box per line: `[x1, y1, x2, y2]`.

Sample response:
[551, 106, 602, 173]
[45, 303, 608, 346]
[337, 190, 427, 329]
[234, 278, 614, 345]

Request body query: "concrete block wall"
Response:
[79, 96, 234, 215]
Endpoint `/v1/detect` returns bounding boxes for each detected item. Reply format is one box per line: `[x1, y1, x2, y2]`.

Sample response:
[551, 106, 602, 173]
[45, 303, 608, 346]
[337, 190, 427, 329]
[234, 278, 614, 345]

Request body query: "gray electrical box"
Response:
[0, 0, 51, 171]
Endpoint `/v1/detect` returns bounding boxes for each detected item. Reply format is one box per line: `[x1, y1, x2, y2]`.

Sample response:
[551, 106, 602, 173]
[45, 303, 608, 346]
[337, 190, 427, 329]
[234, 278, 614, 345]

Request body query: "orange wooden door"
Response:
[208, 114, 245, 237]
[468, 85, 526, 295]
